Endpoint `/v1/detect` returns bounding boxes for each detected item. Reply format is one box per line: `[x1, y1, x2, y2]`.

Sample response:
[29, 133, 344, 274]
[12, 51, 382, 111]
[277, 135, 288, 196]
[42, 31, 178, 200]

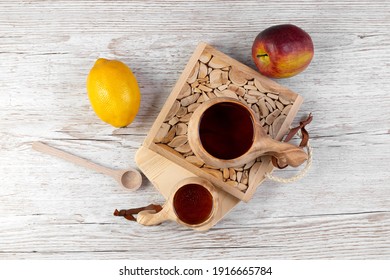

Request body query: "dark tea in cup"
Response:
[198, 102, 254, 160]
[173, 183, 213, 225]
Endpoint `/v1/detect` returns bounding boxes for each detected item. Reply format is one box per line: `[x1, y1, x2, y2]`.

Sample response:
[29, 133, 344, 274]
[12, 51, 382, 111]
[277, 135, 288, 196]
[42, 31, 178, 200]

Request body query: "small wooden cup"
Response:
[188, 97, 308, 168]
[137, 177, 219, 231]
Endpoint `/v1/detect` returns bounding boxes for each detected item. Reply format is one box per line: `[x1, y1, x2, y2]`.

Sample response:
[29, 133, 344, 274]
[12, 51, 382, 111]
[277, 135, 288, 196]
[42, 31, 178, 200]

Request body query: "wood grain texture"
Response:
[1, 0, 390, 259]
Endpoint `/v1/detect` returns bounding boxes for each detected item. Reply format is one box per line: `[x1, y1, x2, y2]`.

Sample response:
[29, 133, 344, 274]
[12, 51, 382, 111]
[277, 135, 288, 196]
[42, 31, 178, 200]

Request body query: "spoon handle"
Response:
[32, 141, 116, 177]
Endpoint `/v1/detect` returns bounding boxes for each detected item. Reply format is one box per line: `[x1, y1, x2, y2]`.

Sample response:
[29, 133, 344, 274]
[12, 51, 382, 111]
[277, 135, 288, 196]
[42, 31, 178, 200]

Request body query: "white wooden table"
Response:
[1, 0, 389, 259]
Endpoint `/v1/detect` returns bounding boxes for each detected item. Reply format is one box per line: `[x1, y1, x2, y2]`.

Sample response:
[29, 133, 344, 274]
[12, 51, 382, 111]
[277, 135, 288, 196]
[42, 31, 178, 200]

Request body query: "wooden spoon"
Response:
[32, 141, 142, 191]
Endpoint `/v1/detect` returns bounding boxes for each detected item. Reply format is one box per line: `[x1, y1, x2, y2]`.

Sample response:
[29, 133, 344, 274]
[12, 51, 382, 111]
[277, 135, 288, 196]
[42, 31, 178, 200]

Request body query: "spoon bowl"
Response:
[118, 169, 142, 190]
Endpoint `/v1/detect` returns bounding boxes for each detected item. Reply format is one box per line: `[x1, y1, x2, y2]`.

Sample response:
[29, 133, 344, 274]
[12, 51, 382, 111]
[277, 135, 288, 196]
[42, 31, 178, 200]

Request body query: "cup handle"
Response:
[259, 137, 308, 168]
[137, 204, 171, 226]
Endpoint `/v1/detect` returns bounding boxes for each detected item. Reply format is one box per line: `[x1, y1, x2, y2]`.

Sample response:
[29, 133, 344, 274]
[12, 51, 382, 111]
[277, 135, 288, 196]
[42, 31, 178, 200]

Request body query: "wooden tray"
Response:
[138, 42, 303, 202]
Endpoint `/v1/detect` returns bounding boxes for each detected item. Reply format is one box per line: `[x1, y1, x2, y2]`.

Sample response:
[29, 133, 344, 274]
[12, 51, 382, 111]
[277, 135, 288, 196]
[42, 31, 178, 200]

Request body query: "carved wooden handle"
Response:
[136, 206, 171, 226]
[258, 137, 308, 168]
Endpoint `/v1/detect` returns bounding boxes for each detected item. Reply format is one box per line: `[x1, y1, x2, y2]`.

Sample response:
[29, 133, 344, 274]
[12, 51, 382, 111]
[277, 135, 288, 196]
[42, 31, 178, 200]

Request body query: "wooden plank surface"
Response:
[1, 0, 390, 259]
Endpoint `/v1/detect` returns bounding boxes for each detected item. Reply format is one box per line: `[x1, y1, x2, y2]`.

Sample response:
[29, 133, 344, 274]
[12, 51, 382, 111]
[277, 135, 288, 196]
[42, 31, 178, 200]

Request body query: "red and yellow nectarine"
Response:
[252, 24, 314, 78]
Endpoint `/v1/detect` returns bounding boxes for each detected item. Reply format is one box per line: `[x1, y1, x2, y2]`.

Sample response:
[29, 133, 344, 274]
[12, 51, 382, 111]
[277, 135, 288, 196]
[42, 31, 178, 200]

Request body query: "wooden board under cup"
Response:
[138, 42, 303, 203]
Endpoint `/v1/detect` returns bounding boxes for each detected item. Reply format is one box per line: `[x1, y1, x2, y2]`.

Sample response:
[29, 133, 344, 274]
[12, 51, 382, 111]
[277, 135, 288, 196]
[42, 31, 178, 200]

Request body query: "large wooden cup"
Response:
[188, 97, 308, 169]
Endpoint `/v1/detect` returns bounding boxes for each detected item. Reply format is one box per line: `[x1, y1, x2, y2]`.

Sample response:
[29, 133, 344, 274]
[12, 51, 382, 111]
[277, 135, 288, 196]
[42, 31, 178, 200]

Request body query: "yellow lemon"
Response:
[86, 58, 141, 128]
